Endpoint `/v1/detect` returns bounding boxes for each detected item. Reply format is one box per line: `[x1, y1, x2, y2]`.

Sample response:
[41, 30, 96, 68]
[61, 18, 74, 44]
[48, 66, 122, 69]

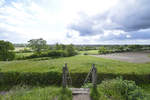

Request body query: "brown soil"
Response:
[92, 51, 150, 63]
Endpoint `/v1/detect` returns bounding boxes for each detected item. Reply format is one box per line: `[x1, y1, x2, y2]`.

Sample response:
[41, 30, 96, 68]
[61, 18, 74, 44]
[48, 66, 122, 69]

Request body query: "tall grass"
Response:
[0, 55, 150, 74]
[0, 86, 72, 100]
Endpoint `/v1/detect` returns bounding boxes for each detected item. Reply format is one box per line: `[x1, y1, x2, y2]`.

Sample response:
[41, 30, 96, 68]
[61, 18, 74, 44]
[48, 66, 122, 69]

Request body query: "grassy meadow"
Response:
[0, 51, 150, 99]
[0, 55, 150, 74]
[79, 50, 99, 55]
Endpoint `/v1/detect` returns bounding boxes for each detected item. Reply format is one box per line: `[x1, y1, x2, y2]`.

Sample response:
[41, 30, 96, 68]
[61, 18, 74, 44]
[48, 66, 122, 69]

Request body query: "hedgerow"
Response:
[0, 72, 149, 87]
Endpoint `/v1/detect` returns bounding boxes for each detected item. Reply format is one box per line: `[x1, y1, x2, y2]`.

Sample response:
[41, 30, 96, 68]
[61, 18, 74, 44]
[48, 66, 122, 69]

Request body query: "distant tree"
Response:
[60, 44, 66, 50]
[0, 40, 15, 61]
[117, 46, 124, 52]
[65, 44, 77, 56]
[28, 38, 47, 53]
[128, 45, 143, 51]
[54, 43, 66, 50]
[98, 46, 108, 54]
[54, 43, 61, 50]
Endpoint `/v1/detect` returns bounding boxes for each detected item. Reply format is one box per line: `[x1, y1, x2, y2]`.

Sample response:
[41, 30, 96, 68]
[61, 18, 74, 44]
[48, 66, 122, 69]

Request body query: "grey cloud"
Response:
[68, 0, 150, 40]
[69, 14, 98, 36]
[100, 29, 150, 41]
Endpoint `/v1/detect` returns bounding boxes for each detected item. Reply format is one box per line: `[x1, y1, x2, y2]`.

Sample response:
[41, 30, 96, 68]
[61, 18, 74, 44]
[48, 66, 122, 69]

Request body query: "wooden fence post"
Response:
[92, 64, 97, 88]
[62, 66, 67, 88]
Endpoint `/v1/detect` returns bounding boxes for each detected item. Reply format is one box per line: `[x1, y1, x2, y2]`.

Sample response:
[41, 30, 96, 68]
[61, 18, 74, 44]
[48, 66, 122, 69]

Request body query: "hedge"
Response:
[0, 72, 149, 87]
[17, 50, 78, 60]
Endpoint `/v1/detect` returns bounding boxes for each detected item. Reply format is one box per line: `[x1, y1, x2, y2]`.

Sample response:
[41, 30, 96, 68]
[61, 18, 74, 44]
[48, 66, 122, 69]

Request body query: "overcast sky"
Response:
[0, 0, 150, 44]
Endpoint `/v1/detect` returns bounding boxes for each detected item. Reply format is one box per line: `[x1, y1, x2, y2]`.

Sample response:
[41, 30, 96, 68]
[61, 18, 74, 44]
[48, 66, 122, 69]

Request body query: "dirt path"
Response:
[70, 88, 91, 100]
[92, 51, 150, 63]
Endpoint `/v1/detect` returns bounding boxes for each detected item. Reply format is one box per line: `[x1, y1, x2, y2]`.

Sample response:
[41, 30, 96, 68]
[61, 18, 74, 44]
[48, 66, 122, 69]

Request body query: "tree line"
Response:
[0, 38, 77, 61]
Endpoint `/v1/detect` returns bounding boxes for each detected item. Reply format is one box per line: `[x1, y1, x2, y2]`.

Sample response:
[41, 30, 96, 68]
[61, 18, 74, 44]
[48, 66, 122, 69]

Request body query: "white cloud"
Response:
[0, 0, 5, 6]
[0, 0, 149, 44]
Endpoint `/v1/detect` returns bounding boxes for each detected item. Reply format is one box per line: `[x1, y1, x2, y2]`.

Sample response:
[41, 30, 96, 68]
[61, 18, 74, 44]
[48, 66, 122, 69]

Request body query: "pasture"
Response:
[1, 55, 150, 74]
[0, 51, 150, 99]
[79, 50, 98, 55]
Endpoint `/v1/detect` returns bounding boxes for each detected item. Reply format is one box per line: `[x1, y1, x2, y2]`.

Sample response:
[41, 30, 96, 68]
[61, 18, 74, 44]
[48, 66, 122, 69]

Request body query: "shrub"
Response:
[47, 50, 67, 57]
[83, 53, 88, 55]
[0, 40, 15, 61]
[7, 52, 15, 61]
[97, 77, 147, 100]
[57, 88, 72, 100]
[23, 50, 68, 59]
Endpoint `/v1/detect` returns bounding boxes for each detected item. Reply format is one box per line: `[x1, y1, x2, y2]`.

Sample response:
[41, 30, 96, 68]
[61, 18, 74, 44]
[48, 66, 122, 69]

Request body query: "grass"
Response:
[79, 50, 99, 55]
[0, 86, 72, 100]
[0, 55, 150, 74]
[15, 52, 33, 59]
[0, 54, 150, 96]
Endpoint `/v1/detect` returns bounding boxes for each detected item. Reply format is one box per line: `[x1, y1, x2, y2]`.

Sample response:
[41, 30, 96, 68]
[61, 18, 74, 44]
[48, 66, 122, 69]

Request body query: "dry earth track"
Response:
[92, 51, 150, 63]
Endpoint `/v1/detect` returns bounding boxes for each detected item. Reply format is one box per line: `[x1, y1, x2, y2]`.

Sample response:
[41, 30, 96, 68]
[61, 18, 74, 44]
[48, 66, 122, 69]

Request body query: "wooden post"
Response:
[92, 64, 97, 88]
[62, 66, 67, 88]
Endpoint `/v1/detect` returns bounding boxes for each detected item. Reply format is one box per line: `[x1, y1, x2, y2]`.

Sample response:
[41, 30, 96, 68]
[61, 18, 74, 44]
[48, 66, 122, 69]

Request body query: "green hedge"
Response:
[17, 50, 77, 60]
[0, 72, 149, 87]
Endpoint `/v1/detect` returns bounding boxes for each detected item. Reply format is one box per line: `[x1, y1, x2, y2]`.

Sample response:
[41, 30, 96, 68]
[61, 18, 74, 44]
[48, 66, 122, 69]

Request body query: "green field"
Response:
[0, 54, 150, 99]
[15, 52, 33, 59]
[79, 50, 99, 55]
[0, 55, 150, 74]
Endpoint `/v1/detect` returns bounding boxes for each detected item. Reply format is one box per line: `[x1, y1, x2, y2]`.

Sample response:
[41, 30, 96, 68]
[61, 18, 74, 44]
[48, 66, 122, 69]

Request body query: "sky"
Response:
[0, 0, 150, 44]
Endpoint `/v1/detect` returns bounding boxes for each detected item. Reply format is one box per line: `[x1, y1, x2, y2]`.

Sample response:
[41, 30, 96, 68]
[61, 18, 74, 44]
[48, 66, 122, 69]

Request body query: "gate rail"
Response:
[62, 63, 97, 88]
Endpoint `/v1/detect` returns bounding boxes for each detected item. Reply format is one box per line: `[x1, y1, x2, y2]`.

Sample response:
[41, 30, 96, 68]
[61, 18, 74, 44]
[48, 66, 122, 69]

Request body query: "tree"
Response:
[128, 45, 143, 51]
[54, 43, 61, 50]
[54, 43, 66, 50]
[65, 44, 77, 56]
[98, 46, 108, 54]
[28, 38, 47, 53]
[0, 40, 15, 61]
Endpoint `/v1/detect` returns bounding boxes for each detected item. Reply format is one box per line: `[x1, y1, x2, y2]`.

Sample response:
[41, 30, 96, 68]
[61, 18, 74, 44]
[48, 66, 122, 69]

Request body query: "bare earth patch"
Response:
[92, 51, 150, 63]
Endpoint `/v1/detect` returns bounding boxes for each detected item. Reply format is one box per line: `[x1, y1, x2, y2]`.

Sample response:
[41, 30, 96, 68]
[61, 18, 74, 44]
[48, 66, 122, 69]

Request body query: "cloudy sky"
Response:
[0, 0, 150, 44]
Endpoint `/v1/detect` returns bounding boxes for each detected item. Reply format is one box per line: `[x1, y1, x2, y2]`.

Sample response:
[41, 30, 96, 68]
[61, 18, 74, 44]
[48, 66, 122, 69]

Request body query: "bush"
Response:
[98, 46, 109, 54]
[0, 40, 15, 61]
[21, 48, 78, 60]
[24, 50, 68, 59]
[18, 48, 32, 53]
[83, 53, 88, 55]
[57, 88, 72, 100]
[97, 77, 147, 100]
[47, 50, 67, 57]
[7, 52, 15, 61]
[0, 72, 149, 90]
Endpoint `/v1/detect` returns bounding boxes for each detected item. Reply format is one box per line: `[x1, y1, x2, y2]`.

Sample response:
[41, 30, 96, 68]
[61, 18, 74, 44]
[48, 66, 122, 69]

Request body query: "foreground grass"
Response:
[0, 55, 150, 74]
[0, 86, 72, 100]
[89, 78, 149, 100]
